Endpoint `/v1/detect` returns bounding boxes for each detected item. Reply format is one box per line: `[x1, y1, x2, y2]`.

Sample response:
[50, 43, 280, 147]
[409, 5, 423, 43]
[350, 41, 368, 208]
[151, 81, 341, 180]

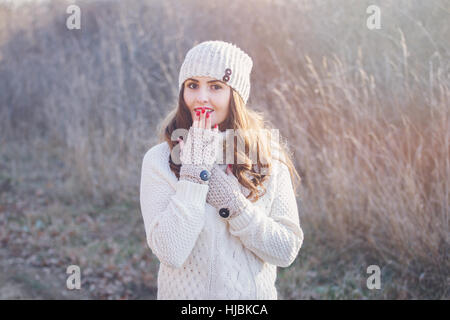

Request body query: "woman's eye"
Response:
[186, 83, 221, 90]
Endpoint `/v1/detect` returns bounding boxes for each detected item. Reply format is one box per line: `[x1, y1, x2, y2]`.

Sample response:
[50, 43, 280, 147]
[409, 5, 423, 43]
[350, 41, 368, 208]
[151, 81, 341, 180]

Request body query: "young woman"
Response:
[140, 40, 304, 300]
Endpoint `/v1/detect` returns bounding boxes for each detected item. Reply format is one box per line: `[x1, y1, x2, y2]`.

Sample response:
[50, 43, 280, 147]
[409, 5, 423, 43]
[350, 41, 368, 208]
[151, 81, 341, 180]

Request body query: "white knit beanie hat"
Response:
[178, 40, 253, 105]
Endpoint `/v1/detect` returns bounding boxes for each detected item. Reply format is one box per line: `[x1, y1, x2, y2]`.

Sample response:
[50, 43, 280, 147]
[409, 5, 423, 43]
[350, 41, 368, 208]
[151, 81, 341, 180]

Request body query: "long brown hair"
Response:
[157, 84, 301, 202]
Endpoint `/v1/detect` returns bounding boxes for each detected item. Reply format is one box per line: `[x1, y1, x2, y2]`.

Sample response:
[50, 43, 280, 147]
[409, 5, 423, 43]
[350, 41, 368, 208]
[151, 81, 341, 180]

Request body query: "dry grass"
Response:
[0, 0, 448, 299]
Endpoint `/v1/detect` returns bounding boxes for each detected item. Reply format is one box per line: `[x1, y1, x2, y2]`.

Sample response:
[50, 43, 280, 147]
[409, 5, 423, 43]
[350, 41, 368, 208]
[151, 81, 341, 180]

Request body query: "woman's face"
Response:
[183, 76, 231, 127]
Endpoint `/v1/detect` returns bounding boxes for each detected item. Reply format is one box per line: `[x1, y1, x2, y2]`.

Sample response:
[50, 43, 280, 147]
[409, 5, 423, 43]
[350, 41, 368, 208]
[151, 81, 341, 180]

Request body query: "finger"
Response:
[212, 111, 219, 132]
[212, 111, 218, 132]
[193, 110, 200, 128]
[226, 164, 232, 175]
[206, 109, 212, 129]
[200, 108, 206, 129]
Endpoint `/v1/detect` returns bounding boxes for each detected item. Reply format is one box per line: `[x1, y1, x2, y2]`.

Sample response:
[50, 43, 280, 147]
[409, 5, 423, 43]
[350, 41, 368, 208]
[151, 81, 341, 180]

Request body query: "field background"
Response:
[0, 0, 448, 299]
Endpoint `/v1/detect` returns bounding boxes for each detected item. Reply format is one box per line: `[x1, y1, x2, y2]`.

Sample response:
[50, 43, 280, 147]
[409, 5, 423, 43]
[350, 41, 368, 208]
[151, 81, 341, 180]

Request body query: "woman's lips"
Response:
[194, 107, 214, 114]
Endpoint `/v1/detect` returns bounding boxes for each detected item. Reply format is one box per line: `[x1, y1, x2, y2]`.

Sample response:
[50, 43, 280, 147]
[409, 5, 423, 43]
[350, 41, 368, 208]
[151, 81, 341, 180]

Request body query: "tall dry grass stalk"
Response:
[0, 0, 448, 297]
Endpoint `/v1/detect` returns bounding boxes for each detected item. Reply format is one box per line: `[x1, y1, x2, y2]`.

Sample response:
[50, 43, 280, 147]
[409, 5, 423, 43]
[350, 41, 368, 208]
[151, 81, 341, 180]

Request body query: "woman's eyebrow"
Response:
[186, 78, 222, 84]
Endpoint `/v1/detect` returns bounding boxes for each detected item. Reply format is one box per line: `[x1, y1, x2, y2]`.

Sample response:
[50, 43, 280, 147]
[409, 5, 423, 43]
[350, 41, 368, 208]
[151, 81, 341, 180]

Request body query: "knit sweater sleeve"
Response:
[139, 144, 209, 269]
[227, 160, 304, 268]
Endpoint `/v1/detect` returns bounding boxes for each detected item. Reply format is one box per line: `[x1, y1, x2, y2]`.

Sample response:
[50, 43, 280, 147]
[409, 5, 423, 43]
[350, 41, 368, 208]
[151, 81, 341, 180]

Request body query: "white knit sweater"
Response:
[139, 136, 304, 300]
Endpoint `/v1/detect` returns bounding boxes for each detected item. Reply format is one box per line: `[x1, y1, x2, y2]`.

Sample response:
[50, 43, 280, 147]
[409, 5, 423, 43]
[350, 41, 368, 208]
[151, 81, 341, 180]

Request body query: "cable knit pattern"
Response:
[140, 141, 304, 300]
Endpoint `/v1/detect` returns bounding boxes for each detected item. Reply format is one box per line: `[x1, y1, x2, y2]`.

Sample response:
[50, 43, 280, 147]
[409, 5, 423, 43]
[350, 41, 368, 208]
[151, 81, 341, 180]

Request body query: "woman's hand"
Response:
[193, 106, 216, 130]
[177, 107, 220, 185]
[205, 164, 251, 219]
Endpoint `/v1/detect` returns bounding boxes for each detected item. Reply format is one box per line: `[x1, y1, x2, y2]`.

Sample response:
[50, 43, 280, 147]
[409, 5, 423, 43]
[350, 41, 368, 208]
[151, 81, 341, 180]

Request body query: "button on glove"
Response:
[179, 126, 221, 185]
[206, 165, 251, 218]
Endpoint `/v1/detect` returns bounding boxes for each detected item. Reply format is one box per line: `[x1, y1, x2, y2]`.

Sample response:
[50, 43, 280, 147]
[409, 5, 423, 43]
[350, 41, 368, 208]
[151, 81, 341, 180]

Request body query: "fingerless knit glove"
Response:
[206, 165, 251, 219]
[179, 126, 221, 185]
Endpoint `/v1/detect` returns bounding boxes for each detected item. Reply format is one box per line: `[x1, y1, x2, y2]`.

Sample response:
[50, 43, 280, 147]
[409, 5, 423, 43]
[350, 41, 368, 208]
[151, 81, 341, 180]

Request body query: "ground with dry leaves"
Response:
[0, 171, 157, 300]
[1, 167, 424, 300]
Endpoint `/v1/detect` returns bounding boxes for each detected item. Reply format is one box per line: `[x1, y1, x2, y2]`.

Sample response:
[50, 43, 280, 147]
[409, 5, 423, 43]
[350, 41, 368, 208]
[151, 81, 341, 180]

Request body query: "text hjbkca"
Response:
[180, 304, 268, 317]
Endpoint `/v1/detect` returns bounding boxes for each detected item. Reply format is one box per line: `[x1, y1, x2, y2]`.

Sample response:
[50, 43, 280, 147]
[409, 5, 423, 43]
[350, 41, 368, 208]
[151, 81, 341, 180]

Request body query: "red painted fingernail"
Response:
[196, 111, 200, 116]
[206, 112, 210, 118]
[202, 109, 205, 114]
[214, 124, 218, 129]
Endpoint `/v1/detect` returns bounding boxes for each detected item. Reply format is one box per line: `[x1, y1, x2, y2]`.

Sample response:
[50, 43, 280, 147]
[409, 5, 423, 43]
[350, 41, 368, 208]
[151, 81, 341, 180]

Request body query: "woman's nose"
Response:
[195, 87, 209, 104]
